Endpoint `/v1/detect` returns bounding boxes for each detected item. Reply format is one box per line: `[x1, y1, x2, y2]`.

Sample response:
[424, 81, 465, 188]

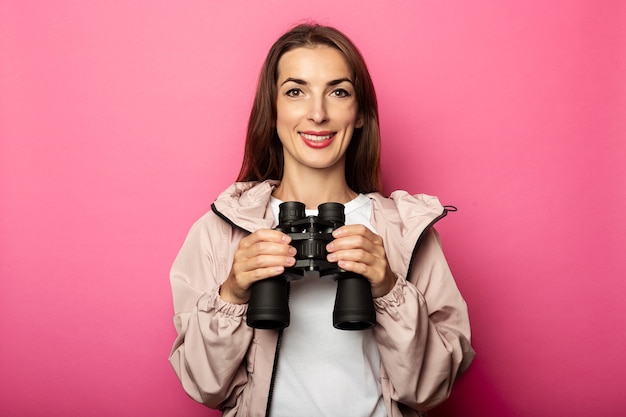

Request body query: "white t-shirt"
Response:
[269, 195, 386, 417]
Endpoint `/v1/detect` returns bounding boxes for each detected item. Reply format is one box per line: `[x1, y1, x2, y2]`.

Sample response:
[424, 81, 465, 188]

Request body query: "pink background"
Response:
[1, 1, 625, 416]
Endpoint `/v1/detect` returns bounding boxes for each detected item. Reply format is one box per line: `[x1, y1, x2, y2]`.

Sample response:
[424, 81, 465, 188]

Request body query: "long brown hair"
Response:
[237, 24, 382, 194]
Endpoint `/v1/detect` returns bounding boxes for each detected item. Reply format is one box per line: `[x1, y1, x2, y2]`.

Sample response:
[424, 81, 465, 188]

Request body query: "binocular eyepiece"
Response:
[246, 201, 376, 331]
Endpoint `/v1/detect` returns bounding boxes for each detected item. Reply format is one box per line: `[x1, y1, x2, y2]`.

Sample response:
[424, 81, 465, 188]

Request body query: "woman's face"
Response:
[275, 45, 363, 175]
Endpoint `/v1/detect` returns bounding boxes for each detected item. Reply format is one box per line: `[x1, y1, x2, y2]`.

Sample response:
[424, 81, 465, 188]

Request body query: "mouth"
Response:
[301, 132, 334, 141]
[300, 131, 336, 148]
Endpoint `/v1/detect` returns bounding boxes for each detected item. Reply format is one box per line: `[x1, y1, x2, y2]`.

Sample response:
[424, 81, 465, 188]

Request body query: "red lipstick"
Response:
[300, 131, 336, 149]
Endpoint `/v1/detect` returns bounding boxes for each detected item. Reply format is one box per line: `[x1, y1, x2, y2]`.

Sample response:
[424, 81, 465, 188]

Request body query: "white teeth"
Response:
[301, 133, 333, 142]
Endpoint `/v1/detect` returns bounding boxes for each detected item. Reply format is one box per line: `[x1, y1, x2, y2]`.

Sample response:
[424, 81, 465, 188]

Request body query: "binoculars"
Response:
[246, 201, 376, 331]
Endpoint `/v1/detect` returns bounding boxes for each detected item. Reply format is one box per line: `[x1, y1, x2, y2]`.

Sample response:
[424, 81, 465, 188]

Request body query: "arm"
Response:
[373, 228, 475, 411]
[168, 213, 295, 409]
[168, 213, 253, 409]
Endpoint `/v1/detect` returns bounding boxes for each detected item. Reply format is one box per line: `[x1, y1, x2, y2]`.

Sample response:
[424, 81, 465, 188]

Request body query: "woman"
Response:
[169, 24, 475, 417]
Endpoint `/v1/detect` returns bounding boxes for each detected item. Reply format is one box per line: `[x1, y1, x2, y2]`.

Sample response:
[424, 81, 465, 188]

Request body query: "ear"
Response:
[356, 113, 364, 129]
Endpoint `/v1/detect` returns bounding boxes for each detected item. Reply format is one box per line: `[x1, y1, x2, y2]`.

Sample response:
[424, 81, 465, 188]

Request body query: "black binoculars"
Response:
[246, 201, 376, 331]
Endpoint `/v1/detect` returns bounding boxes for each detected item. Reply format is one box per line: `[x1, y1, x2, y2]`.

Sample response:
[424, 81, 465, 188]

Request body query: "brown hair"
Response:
[236, 23, 382, 194]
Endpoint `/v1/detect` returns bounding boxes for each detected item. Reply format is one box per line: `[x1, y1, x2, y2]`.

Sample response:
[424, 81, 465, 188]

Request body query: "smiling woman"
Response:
[168, 23, 475, 417]
[238, 25, 382, 195]
[273, 46, 364, 203]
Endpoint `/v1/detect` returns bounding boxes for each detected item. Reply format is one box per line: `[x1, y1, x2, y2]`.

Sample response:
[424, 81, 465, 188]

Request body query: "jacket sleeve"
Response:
[168, 213, 253, 410]
[373, 228, 475, 411]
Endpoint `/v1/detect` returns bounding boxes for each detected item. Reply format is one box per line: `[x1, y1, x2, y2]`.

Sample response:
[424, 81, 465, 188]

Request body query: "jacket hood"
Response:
[211, 180, 280, 233]
[367, 190, 448, 278]
[212, 181, 449, 271]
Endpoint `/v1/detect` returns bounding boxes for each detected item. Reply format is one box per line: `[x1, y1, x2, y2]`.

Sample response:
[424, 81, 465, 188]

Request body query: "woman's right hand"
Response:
[220, 229, 296, 304]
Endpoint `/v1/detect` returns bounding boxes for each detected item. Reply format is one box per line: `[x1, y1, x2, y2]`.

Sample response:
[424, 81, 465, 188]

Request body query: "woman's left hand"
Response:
[326, 224, 397, 298]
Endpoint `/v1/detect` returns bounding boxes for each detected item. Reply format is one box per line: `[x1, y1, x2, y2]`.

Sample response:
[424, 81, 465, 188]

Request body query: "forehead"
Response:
[276, 46, 352, 81]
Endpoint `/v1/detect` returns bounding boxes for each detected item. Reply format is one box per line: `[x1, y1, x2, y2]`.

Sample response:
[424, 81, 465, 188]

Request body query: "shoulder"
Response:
[213, 180, 278, 208]
[366, 190, 448, 262]
[211, 180, 278, 233]
[366, 190, 446, 230]
[366, 190, 451, 279]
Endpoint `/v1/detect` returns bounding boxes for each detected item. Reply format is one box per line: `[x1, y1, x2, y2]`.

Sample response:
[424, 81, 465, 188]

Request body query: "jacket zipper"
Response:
[211, 202, 282, 417]
[211, 203, 252, 234]
[405, 205, 456, 280]
[264, 282, 289, 417]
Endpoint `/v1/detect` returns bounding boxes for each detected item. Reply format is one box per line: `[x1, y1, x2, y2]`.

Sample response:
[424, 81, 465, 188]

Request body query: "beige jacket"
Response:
[169, 181, 475, 416]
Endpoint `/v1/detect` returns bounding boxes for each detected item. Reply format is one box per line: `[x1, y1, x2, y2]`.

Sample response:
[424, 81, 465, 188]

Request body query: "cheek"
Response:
[335, 103, 360, 125]
[274, 113, 295, 144]
[276, 104, 303, 128]
[274, 113, 289, 136]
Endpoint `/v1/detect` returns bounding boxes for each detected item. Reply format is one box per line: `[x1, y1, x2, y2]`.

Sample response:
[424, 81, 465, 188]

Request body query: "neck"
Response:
[273, 166, 356, 209]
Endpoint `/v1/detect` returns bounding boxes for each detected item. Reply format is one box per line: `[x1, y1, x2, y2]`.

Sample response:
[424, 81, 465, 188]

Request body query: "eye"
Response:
[286, 88, 303, 97]
[331, 88, 351, 98]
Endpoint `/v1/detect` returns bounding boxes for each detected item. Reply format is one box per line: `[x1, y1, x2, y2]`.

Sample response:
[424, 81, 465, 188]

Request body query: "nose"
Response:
[308, 96, 328, 124]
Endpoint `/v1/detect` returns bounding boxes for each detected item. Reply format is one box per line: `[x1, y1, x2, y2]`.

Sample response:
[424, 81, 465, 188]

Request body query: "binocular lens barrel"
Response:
[246, 277, 290, 329]
[333, 273, 376, 330]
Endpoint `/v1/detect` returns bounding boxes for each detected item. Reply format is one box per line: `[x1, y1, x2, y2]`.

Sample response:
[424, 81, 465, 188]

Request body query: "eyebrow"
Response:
[280, 77, 354, 87]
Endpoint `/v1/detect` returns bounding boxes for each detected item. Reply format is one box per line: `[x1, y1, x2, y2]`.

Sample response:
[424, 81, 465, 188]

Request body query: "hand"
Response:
[220, 229, 296, 304]
[325, 224, 397, 298]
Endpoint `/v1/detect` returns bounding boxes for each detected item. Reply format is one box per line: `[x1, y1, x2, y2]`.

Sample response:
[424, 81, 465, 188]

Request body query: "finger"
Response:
[332, 224, 375, 240]
[243, 240, 297, 259]
[335, 259, 371, 276]
[222, 262, 290, 303]
[328, 248, 377, 269]
[331, 225, 384, 247]
[237, 230, 295, 261]
[237, 264, 291, 286]
[241, 228, 292, 248]
[332, 251, 391, 291]
[231, 254, 295, 290]
[238, 253, 296, 272]
[327, 234, 384, 258]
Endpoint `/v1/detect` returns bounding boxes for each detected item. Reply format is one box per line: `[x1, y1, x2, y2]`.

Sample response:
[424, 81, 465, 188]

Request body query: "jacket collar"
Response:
[211, 180, 279, 233]
[212, 181, 447, 242]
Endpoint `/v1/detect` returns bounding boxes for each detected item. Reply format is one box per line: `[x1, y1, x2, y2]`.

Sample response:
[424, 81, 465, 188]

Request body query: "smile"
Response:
[300, 132, 335, 142]
[300, 131, 336, 149]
